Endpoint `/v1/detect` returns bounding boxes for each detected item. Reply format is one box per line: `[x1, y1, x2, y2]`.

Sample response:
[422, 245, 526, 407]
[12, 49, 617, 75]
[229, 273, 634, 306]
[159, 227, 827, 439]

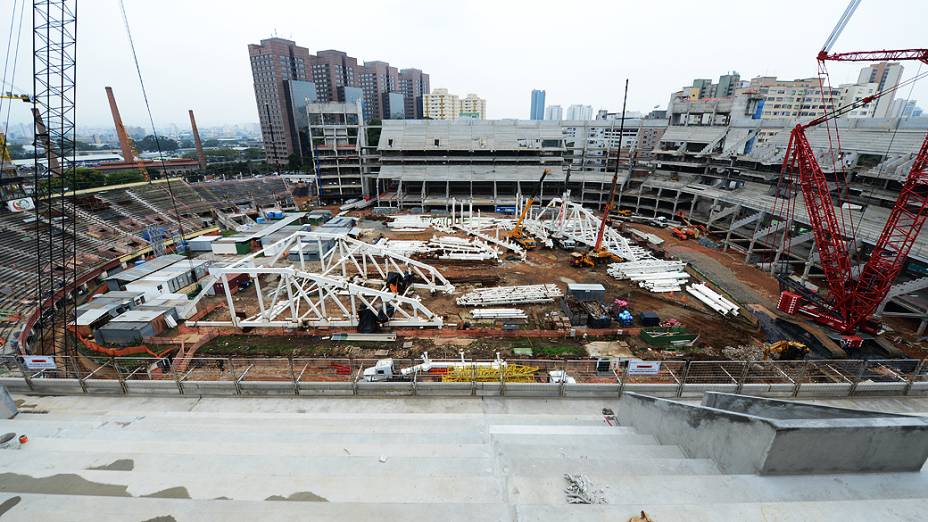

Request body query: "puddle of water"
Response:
[141, 486, 191, 499]
[265, 491, 328, 502]
[89, 459, 134, 472]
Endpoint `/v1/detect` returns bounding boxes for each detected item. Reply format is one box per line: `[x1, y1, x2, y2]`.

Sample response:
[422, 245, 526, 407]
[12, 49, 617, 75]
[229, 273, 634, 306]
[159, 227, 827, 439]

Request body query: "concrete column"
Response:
[745, 212, 766, 263]
[722, 204, 742, 252]
[801, 242, 816, 280]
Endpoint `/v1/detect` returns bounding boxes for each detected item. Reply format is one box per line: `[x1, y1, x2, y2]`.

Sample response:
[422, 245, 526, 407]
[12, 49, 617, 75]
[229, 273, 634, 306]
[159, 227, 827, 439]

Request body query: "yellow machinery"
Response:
[763, 340, 809, 361]
[0, 93, 32, 165]
[508, 168, 550, 250]
[441, 364, 539, 383]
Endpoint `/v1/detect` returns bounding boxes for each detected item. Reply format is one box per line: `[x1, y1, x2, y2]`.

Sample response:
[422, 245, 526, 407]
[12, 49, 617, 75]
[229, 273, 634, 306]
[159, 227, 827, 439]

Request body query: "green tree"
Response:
[137, 135, 179, 152]
[202, 139, 220, 148]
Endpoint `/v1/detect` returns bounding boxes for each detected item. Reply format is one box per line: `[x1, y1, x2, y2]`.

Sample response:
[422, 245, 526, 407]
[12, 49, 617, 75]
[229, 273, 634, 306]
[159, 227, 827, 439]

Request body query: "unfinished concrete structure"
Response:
[1, 393, 927, 520]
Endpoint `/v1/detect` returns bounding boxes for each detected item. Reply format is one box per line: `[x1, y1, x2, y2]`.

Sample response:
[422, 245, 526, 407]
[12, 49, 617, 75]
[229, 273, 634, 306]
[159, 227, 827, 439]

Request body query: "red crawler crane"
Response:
[777, 1, 928, 344]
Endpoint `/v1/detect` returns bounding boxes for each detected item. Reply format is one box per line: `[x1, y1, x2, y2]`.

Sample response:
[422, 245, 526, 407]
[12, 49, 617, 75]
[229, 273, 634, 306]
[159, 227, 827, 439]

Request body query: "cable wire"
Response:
[118, 0, 190, 258]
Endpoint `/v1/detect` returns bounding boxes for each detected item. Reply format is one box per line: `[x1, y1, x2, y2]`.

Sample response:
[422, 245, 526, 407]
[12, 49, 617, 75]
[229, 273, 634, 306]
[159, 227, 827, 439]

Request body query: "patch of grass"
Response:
[532, 345, 586, 358]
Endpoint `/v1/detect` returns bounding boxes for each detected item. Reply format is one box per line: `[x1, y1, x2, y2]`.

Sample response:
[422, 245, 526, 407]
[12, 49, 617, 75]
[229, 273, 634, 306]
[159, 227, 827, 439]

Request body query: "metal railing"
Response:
[1, 355, 925, 399]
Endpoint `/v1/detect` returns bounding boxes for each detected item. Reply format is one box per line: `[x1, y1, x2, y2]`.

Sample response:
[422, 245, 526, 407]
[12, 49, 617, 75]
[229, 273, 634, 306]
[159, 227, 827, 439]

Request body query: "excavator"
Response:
[763, 340, 810, 361]
[507, 168, 549, 250]
[671, 211, 707, 241]
[571, 79, 630, 268]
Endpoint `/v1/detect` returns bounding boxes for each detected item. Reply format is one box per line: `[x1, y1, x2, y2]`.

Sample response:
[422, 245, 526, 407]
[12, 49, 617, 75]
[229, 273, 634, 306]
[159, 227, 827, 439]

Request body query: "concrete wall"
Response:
[618, 392, 928, 475]
[617, 392, 776, 474]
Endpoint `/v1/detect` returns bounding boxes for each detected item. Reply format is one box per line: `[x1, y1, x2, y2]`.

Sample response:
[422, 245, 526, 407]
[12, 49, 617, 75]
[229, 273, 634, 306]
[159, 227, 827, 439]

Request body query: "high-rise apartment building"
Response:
[566, 104, 593, 121]
[748, 76, 839, 120]
[422, 89, 486, 120]
[398, 68, 430, 119]
[530, 90, 545, 120]
[545, 105, 563, 120]
[858, 62, 903, 118]
[839, 83, 880, 118]
[459, 94, 487, 119]
[248, 38, 313, 164]
[359, 60, 399, 121]
[249, 38, 431, 162]
[423, 88, 459, 120]
[890, 99, 922, 119]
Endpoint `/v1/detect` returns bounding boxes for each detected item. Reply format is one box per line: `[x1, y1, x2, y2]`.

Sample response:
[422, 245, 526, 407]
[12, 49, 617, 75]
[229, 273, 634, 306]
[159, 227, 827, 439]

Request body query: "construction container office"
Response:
[104, 254, 187, 291]
[94, 309, 171, 346]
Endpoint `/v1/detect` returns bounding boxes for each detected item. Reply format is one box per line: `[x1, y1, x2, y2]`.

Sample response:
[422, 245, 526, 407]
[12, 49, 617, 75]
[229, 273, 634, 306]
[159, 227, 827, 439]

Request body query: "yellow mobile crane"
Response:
[508, 168, 550, 250]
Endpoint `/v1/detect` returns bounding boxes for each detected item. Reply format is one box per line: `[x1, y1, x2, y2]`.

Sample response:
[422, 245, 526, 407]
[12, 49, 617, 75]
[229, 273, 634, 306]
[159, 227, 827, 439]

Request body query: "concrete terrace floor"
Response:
[0, 394, 927, 521]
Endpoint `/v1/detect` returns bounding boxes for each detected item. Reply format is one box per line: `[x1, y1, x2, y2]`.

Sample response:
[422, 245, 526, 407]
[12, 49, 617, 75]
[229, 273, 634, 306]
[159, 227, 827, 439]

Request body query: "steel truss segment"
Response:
[201, 231, 449, 329]
[531, 198, 653, 262]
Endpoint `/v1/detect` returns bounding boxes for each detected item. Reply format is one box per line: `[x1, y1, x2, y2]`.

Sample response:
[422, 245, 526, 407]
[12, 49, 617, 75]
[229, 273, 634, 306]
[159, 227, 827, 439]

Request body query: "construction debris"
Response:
[457, 284, 563, 307]
[564, 473, 607, 505]
[722, 345, 764, 361]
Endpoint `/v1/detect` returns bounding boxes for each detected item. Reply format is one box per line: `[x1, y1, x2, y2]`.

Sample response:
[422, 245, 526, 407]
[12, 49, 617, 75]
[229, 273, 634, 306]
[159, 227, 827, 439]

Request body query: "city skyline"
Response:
[0, 0, 926, 129]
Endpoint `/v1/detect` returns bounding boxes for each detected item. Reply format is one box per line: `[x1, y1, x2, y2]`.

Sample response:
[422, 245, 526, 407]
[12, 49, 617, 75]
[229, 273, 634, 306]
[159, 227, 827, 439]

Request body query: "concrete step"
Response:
[0, 469, 504, 504]
[13, 410, 610, 427]
[0, 494, 513, 522]
[501, 456, 720, 476]
[16, 436, 495, 458]
[508, 472, 928, 505]
[5, 414, 616, 435]
[0, 450, 719, 479]
[514, 499, 928, 522]
[0, 420, 647, 446]
[495, 442, 684, 460]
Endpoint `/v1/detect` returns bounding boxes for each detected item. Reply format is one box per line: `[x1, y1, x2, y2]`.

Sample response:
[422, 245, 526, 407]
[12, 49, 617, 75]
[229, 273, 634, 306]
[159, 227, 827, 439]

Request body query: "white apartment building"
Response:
[422, 88, 486, 120]
[858, 62, 903, 118]
[839, 83, 879, 118]
[545, 105, 563, 120]
[566, 104, 594, 120]
[749, 77, 839, 120]
[459, 94, 487, 119]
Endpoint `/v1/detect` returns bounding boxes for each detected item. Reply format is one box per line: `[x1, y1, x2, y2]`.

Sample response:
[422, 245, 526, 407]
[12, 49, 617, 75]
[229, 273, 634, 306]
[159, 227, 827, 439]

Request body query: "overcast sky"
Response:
[1, 0, 927, 130]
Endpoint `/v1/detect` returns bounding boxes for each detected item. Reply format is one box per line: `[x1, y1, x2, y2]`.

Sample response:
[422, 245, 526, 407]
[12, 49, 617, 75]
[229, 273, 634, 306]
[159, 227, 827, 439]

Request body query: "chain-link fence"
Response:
[1, 355, 926, 399]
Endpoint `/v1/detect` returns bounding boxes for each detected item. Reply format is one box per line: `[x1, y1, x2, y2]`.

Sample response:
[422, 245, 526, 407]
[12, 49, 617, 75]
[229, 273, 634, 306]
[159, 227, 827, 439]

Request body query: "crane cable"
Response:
[1, 0, 26, 175]
[118, 0, 190, 258]
[851, 61, 924, 249]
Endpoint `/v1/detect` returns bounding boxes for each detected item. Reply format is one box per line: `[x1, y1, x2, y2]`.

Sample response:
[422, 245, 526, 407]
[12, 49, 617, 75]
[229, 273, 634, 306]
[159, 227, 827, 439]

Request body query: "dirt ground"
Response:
[192, 218, 771, 359]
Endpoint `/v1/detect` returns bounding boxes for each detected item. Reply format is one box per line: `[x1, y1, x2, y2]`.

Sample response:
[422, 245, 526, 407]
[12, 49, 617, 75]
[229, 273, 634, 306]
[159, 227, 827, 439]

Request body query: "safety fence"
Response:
[1, 355, 926, 399]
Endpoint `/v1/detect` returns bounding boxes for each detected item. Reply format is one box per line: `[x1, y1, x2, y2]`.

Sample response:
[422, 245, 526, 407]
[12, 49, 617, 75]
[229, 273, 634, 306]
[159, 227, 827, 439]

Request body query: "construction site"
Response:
[1, 0, 928, 519]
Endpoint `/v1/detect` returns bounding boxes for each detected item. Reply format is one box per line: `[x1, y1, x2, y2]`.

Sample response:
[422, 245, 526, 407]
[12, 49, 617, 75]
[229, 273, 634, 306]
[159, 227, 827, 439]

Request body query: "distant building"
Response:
[839, 83, 880, 118]
[890, 99, 923, 119]
[422, 88, 459, 120]
[460, 94, 487, 120]
[747, 76, 839, 120]
[248, 38, 313, 164]
[530, 89, 545, 120]
[422, 89, 486, 120]
[398, 69, 430, 119]
[248, 38, 430, 163]
[566, 104, 593, 121]
[307, 100, 367, 202]
[382, 92, 406, 120]
[858, 62, 903, 118]
[544, 105, 562, 120]
[685, 72, 741, 100]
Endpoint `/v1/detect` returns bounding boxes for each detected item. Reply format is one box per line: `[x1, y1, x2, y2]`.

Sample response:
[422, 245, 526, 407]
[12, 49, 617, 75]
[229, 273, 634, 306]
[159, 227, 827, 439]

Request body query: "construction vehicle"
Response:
[763, 341, 810, 361]
[772, 0, 928, 347]
[507, 168, 550, 250]
[0, 92, 33, 167]
[671, 211, 707, 240]
[571, 79, 629, 268]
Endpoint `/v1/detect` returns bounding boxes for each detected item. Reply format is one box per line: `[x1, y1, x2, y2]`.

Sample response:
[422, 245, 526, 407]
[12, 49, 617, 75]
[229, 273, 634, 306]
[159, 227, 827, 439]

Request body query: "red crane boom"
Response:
[781, 46, 928, 335]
